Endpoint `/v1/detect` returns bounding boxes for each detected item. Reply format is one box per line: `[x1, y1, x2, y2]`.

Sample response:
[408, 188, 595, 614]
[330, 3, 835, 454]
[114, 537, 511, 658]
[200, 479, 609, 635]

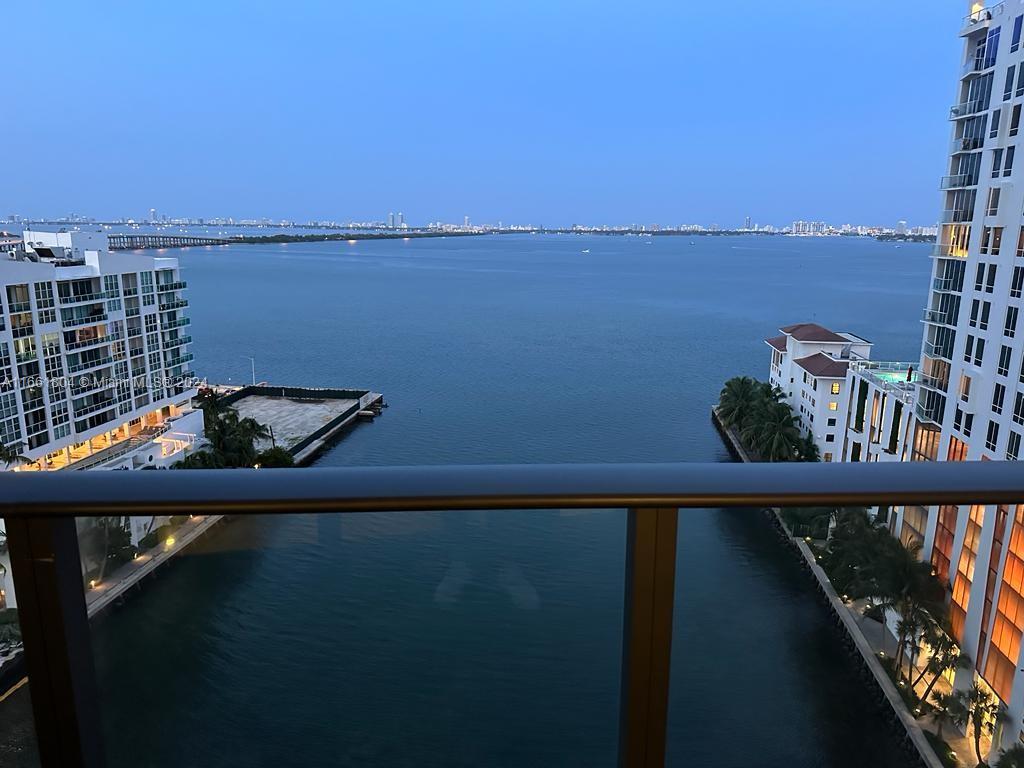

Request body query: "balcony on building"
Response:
[960, 1, 1005, 37]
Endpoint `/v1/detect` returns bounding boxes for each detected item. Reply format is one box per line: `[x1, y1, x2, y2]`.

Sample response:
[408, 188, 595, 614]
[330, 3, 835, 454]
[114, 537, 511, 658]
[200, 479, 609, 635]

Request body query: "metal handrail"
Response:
[0, 461, 1021, 516]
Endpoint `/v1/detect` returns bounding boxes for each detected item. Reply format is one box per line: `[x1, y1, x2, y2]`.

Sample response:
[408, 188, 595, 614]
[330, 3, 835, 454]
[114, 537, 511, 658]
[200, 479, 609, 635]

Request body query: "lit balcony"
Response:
[960, 2, 1005, 36]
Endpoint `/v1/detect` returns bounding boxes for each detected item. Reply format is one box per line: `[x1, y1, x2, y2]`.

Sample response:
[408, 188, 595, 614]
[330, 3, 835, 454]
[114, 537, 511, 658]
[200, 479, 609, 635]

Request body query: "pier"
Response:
[108, 233, 231, 250]
[221, 385, 386, 465]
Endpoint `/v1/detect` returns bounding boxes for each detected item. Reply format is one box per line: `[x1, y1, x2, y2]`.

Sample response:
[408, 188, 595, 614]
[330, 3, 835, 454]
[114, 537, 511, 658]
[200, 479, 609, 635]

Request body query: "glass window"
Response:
[1012, 104, 1022, 137]
[1004, 65, 1015, 100]
[1006, 145, 1016, 176]
[1013, 14, 1024, 52]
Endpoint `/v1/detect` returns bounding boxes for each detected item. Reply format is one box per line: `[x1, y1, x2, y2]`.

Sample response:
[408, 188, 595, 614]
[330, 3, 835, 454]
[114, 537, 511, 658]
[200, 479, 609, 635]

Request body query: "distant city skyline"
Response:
[0, 1, 960, 225]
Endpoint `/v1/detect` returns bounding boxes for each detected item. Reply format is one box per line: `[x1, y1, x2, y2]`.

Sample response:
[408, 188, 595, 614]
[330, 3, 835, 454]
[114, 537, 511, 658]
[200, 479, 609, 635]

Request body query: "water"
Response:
[25, 235, 935, 766]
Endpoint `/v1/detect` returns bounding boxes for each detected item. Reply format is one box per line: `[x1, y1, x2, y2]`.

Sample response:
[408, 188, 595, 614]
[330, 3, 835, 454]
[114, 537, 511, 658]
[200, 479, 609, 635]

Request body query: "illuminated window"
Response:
[830, 382, 840, 395]
[828, 401, 838, 411]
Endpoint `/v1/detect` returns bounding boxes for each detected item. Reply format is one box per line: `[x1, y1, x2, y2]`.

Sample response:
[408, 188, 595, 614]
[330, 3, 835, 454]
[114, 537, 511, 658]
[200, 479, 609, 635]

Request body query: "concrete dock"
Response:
[221, 385, 385, 464]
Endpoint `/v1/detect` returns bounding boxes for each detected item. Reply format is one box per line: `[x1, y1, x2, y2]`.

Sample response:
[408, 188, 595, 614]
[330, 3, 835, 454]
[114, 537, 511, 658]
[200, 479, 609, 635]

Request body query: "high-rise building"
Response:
[778, 4, 1024, 750]
[397, 212, 404, 228]
[388, 212, 395, 229]
[149, 208, 157, 223]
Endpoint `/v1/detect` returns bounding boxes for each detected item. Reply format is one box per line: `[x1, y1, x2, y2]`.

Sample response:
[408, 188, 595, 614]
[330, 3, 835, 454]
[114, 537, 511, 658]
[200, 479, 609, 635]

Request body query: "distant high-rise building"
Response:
[149, 208, 157, 223]
[464, 215, 470, 228]
[744, 216, 752, 230]
[895, 220, 907, 235]
[387, 212, 395, 229]
[397, 212, 404, 227]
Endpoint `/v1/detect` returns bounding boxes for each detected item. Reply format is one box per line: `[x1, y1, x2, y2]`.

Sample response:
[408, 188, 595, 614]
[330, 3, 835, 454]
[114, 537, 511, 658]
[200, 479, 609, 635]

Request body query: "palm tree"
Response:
[931, 690, 966, 741]
[0, 440, 29, 469]
[962, 682, 1004, 766]
[717, 377, 761, 429]
[996, 743, 1024, 767]
[742, 400, 802, 461]
[913, 630, 972, 705]
[798, 431, 820, 462]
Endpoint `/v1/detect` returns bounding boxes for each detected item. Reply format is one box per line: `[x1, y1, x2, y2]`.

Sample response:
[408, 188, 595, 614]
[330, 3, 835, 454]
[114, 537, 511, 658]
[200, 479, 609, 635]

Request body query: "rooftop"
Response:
[765, 335, 787, 352]
[792, 352, 850, 379]
[780, 322, 851, 344]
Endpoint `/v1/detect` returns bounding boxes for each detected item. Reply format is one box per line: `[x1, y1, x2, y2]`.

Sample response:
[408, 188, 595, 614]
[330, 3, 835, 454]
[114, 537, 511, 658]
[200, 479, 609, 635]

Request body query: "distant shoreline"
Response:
[225, 230, 937, 245]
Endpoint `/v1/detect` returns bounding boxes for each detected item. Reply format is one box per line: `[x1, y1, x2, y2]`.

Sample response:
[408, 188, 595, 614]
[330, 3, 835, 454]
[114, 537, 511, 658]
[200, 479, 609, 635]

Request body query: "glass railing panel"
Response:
[0, 519, 41, 768]
[75, 508, 625, 767]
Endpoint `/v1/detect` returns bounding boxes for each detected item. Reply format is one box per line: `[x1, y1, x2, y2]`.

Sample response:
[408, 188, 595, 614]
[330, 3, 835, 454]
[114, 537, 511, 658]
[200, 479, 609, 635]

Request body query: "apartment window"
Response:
[1018, 227, 1024, 257]
[1009, 430, 1022, 460]
[1012, 266, 1024, 298]
[998, 344, 1012, 376]
[955, 407, 974, 437]
[825, 434, 835, 443]
[827, 417, 836, 427]
[988, 263, 998, 291]
[823, 452, 833, 463]
[1006, 146, 1016, 177]
[987, 187, 1001, 216]
[994, 147, 1005, 177]
[830, 382, 840, 395]
[959, 373, 972, 402]
[1012, 104, 1022, 137]
[977, 263, 987, 289]
[994, 382, 1007, 414]
[992, 110, 1002, 139]
[1015, 392, 1024, 425]
[828, 401, 838, 411]
[1005, 65, 1016, 100]
[1006, 305, 1019, 338]
[965, 334, 975, 363]
[1014, 14, 1024, 52]
[1018, 64, 1024, 97]
[986, 420, 1000, 451]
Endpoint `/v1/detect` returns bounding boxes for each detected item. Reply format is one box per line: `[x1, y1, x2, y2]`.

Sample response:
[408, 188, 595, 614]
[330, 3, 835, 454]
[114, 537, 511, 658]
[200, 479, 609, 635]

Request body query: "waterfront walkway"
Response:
[85, 513, 223, 617]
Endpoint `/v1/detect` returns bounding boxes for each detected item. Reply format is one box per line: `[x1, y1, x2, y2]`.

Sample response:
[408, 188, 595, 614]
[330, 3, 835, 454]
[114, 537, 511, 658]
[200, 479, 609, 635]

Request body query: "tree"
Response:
[742, 400, 802, 462]
[0, 440, 29, 469]
[255, 447, 294, 467]
[931, 690, 966, 741]
[961, 682, 1004, 766]
[913, 630, 972, 705]
[798, 431, 820, 462]
[177, 404, 275, 469]
[996, 743, 1024, 768]
[717, 377, 762, 430]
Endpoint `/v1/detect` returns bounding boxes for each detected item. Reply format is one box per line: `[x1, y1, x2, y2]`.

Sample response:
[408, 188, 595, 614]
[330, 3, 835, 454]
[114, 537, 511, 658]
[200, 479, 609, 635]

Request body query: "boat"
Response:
[581, 249, 590, 253]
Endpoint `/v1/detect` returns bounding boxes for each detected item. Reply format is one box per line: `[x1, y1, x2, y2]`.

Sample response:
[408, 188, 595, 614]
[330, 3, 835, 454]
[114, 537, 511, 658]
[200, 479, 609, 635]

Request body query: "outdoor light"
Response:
[89, 579, 97, 589]
[165, 536, 175, 548]
[804, 536, 812, 542]
[879, 651, 886, 658]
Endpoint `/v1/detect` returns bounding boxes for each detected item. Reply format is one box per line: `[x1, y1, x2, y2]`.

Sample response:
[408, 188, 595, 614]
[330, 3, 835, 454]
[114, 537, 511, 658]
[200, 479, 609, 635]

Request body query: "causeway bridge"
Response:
[108, 233, 231, 250]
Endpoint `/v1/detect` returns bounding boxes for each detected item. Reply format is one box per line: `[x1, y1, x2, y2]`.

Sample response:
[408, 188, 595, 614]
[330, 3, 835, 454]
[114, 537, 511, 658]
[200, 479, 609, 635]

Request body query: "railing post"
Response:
[6, 515, 105, 768]
[619, 507, 678, 768]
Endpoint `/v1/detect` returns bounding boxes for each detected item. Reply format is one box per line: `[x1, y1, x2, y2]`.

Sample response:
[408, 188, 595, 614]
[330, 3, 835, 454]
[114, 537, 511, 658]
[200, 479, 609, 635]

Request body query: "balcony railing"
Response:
[923, 341, 954, 361]
[962, 2, 1005, 35]
[71, 397, 117, 418]
[949, 99, 985, 119]
[162, 334, 192, 349]
[932, 276, 959, 292]
[156, 280, 187, 292]
[67, 355, 114, 375]
[161, 317, 191, 330]
[939, 208, 973, 223]
[7, 300, 31, 313]
[922, 308, 956, 326]
[62, 313, 109, 329]
[65, 333, 120, 352]
[158, 298, 188, 311]
[950, 135, 984, 153]
[59, 290, 115, 306]
[939, 173, 973, 189]
[917, 372, 949, 392]
[915, 400, 945, 424]
[1, 463, 1022, 768]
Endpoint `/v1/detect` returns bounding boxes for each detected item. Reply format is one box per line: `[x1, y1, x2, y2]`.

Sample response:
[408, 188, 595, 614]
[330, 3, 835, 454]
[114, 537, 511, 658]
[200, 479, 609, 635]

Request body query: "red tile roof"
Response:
[780, 322, 848, 343]
[793, 353, 849, 378]
[765, 335, 787, 352]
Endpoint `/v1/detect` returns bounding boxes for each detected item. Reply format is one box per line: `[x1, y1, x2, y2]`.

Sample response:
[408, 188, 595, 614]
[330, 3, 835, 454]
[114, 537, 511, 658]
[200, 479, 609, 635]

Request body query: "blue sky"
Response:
[2, 1, 962, 227]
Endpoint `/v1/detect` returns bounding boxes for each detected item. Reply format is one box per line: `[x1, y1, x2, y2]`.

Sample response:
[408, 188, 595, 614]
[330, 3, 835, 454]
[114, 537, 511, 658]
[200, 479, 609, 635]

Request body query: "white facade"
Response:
[765, 322, 872, 462]
[0, 230, 205, 609]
